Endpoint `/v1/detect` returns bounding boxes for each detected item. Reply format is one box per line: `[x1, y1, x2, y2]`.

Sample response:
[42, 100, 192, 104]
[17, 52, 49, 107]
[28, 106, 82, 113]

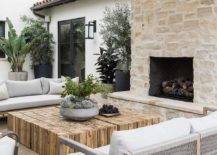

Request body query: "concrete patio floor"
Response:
[0, 120, 38, 155]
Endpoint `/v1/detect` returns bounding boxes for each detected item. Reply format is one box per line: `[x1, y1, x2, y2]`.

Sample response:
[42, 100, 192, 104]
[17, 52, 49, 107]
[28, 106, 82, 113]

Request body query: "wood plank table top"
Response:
[7, 106, 160, 155]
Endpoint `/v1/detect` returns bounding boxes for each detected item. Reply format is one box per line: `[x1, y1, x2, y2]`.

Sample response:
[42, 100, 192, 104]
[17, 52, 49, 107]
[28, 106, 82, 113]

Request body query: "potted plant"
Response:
[95, 47, 118, 89]
[60, 75, 111, 121]
[22, 16, 54, 78]
[100, 3, 131, 91]
[0, 18, 32, 81]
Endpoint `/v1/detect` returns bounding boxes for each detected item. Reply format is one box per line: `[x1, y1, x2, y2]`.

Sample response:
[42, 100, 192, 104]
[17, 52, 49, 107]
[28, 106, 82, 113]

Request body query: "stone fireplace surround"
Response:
[107, 0, 217, 118]
[130, 0, 217, 106]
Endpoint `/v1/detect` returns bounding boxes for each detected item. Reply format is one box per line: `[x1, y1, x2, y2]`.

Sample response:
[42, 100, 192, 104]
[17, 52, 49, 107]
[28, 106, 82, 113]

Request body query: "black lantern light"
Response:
[85, 20, 97, 39]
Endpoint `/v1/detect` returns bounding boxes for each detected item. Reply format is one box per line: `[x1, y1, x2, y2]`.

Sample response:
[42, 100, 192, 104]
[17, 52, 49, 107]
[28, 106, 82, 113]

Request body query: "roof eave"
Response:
[31, 0, 77, 11]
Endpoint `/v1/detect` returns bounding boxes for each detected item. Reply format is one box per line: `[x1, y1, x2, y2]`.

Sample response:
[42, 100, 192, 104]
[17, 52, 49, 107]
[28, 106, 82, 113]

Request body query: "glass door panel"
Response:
[58, 18, 85, 80]
[72, 19, 85, 81]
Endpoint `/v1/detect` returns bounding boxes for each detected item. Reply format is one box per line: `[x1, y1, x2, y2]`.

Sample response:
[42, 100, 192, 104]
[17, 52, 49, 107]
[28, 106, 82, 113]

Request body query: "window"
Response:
[0, 21, 5, 58]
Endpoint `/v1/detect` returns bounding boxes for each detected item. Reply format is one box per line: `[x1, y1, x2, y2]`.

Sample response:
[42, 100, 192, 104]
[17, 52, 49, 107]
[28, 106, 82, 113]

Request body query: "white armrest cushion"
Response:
[189, 111, 217, 133]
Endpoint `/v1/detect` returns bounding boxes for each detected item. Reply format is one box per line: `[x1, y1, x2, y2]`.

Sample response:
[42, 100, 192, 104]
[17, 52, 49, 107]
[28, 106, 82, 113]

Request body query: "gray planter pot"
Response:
[8, 71, 28, 81]
[60, 107, 99, 121]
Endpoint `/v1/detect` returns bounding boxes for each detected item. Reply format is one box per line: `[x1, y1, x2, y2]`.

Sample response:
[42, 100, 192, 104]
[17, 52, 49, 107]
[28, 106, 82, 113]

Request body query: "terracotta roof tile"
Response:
[33, 0, 52, 7]
[32, 0, 76, 11]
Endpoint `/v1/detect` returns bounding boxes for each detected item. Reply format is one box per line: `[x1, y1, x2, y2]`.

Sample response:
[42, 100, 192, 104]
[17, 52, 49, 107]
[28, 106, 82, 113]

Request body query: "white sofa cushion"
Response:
[72, 145, 110, 155]
[41, 78, 62, 94]
[0, 83, 9, 101]
[49, 81, 65, 95]
[62, 76, 80, 84]
[189, 111, 217, 132]
[109, 117, 191, 155]
[6, 79, 43, 97]
[0, 95, 62, 112]
[0, 136, 16, 155]
[95, 145, 110, 155]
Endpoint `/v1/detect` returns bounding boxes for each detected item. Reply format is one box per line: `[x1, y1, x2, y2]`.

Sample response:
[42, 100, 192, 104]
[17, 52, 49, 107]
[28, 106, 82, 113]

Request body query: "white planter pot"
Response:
[60, 107, 99, 121]
[8, 72, 28, 81]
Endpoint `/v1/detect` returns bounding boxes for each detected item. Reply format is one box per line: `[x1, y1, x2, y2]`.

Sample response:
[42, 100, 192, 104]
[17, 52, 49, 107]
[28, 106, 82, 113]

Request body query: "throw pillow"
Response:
[61, 76, 79, 84]
[41, 78, 62, 94]
[0, 83, 9, 101]
[6, 79, 43, 98]
[49, 81, 65, 95]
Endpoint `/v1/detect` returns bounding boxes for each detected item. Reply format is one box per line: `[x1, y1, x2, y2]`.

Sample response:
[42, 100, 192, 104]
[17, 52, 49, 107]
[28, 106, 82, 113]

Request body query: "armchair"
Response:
[0, 131, 19, 155]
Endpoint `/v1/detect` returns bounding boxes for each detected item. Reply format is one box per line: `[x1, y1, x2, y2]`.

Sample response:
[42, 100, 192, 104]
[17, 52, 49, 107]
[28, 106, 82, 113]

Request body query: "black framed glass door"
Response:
[58, 18, 85, 81]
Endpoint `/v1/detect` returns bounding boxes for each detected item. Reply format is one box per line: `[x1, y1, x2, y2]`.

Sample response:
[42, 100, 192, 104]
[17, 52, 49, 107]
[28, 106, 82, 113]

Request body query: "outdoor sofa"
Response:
[59, 107, 217, 155]
[0, 77, 79, 116]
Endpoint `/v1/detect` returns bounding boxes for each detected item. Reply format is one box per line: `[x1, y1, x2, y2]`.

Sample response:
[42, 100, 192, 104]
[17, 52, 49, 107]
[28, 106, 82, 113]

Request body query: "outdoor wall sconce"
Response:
[85, 20, 97, 39]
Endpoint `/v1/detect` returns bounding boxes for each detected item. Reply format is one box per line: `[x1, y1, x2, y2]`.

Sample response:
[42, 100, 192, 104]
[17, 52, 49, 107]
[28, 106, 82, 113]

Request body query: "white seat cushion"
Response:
[95, 145, 110, 154]
[109, 117, 191, 155]
[0, 95, 63, 112]
[71, 145, 110, 155]
[0, 136, 16, 155]
[189, 111, 217, 132]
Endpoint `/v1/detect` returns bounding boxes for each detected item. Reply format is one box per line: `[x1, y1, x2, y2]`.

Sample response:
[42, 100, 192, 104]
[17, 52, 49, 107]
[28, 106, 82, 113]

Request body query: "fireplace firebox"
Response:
[149, 57, 193, 102]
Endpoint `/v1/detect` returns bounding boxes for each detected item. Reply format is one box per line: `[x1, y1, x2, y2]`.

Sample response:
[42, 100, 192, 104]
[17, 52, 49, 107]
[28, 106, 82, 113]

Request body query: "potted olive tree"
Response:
[60, 75, 111, 121]
[100, 3, 131, 91]
[22, 16, 54, 78]
[0, 18, 32, 81]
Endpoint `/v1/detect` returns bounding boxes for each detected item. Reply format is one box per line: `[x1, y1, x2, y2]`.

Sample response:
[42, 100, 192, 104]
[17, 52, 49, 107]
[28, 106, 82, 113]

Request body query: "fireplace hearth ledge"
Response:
[108, 91, 209, 115]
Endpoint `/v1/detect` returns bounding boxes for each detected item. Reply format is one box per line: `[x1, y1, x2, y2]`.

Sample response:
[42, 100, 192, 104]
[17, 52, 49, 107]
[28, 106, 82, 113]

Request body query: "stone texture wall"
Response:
[131, 0, 217, 105]
[107, 96, 202, 121]
[91, 94, 202, 121]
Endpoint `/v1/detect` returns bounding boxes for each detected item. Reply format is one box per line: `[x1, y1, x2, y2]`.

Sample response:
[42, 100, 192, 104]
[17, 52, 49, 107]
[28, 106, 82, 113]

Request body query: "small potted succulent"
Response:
[60, 75, 111, 121]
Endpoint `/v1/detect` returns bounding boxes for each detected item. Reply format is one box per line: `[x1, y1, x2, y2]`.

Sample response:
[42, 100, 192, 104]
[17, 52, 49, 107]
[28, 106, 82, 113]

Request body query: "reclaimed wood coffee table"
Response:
[7, 106, 160, 155]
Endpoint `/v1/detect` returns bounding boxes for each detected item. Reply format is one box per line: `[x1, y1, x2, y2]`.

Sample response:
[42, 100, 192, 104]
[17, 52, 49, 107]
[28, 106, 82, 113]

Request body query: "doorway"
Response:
[58, 18, 85, 81]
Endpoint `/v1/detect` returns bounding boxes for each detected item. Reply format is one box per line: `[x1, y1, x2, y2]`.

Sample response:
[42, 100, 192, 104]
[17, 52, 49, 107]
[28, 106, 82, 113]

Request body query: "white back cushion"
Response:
[61, 76, 79, 84]
[0, 83, 9, 101]
[49, 81, 65, 95]
[41, 78, 62, 94]
[189, 112, 217, 132]
[0, 136, 16, 155]
[6, 79, 43, 97]
[109, 117, 191, 155]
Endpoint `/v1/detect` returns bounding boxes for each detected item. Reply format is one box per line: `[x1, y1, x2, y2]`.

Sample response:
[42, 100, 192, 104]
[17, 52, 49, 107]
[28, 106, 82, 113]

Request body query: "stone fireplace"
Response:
[149, 57, 193, 102]
[130, 0, 217, 105]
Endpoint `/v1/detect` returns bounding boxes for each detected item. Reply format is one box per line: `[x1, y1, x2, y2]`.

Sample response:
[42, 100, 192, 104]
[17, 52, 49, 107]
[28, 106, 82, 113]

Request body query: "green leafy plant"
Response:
[100, 3, 131, 71]
[21, 16, 54, 66]
[95, 47, 118, 84]
[0, 18, 32, 72]
[62, 75, 112, 99]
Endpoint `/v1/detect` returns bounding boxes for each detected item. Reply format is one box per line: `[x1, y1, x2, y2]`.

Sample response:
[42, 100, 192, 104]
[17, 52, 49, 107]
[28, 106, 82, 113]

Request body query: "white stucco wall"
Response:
[0, 0, 131, 81]
[46, 0, 130, 78]
[0, 0, 38, 81]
